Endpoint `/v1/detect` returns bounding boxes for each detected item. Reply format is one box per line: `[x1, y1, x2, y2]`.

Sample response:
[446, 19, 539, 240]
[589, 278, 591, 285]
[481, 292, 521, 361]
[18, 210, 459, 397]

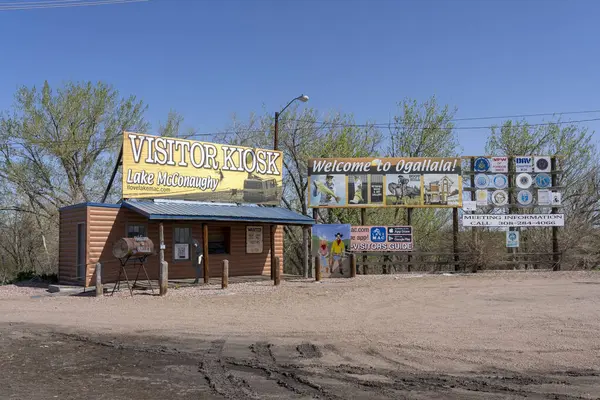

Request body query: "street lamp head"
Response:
[297, 94, 309, 102]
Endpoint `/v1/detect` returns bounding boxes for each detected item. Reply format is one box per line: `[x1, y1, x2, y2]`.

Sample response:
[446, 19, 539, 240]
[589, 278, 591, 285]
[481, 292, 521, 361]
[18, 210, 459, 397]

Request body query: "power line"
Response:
[287, 108, 600, 127]
[281, 117, 600, 130]
[0, 0, 147, 11]
[2, 117, 599, 146]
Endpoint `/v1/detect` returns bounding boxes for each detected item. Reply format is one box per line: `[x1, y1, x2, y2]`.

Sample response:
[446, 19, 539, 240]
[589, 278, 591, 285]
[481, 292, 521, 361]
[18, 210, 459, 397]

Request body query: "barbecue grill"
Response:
[111, 237, 155, 296]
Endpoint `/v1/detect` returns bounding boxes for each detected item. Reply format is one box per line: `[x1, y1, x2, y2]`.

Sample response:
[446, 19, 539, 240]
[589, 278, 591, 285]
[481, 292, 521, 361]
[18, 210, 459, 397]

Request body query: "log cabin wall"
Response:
[60, 204, 284, 287]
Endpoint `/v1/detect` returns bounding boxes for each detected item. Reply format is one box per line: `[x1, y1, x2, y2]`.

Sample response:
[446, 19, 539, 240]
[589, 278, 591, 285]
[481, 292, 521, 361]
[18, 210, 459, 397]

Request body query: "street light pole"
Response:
[273, 94, 309, 151]
[274, 111, 280, 151]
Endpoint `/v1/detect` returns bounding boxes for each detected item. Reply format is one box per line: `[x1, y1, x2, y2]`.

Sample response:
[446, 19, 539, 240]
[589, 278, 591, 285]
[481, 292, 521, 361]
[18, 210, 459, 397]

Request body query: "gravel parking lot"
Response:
[1, 271, 599, 399]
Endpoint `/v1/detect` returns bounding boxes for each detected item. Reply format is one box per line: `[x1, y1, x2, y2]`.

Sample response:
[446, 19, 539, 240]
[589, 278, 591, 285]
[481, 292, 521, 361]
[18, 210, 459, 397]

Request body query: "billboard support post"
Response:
[360, 208, 367, 275]
[551, 157, 561, 271]
[302, 226, 309, 278]
[406, 208, 412, 272]
[452, 208, 459, 272]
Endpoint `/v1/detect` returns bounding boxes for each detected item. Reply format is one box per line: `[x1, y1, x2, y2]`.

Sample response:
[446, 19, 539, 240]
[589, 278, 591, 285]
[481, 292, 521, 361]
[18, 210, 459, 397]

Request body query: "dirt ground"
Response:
[1, 271, 600, 399]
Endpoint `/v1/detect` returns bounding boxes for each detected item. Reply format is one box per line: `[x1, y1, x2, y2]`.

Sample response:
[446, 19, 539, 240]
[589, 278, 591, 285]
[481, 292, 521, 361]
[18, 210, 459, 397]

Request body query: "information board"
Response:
[246, 226, 263, 254]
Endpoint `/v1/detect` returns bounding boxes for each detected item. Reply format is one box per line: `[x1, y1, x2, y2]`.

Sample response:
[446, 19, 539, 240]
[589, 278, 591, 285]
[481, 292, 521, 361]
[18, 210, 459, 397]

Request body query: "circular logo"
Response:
[474, 157, 490, 172]
[536, 158, 549, 171]
[534, 173, 552, 188]
[517, 190, 533, 206]
[474, 174, 489, 188]
[476, 190, 488, 204]
[508, 232, 517, 241]
[492, 174, 508, 189]
[491, 190, 508, 206]
[516, 173, 533, 189]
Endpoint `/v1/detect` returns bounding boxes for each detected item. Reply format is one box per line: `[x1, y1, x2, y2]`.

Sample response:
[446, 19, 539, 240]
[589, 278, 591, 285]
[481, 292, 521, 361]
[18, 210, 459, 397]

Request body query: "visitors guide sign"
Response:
[350, 226, 413, 251]
[307, 157, 462, 208]
[122, 132, 283, 204]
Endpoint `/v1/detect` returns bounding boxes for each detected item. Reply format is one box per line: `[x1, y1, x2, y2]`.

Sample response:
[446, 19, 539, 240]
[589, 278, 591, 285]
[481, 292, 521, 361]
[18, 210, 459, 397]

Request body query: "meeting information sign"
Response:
[308, 157, 462, 208]
[122, 132, 283, 205]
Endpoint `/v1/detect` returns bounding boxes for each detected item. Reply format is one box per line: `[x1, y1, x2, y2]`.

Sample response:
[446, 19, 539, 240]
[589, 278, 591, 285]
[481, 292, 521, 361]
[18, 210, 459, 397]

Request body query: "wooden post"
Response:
[551, 157, 561, 271]
[202, 223, 209, 284]
[302, 225, 310, 279]
[95, 262, 103, 297]
[274, 256, 281, 286]
[315, 256, 321, 282]
[222, 260, 228, 289]
[470, 157, 478, 272]
[507, 156, 518, 269]
[270, 225, 276, 280]
[452, 208, 459, 272]
[406, 208, 413, 272]
[311, 208, 318, 278]
[350, 253, 356, 278]
[159, 222, 168, 296]
[360, 208, 367, 275]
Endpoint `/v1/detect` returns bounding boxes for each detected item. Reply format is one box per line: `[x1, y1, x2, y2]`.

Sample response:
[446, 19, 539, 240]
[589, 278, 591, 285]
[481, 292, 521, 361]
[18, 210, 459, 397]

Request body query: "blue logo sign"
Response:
[535, 173, 552, 188]
[474, 157, 490, 172]
[370, 227, 386, 242]
[517, 190, 533, 205]
[475, 174, 489, 188]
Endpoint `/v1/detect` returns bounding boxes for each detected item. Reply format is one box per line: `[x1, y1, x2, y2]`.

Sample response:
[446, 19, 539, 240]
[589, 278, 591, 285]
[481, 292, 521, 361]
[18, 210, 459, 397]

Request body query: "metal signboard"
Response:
[122, 132, 283, 205]
[350, 226, 413, 252]
[491, 156, 508, 173]
[462, 214, 565, 227]
[534, 156, 551, 173]
[473, 157, 490, 172]
[312, 224, 351, 277]
[308, 157, 462, 208]
[462, 200, 477, 211]
[246, 226, 263, 254]
[515, 156, 534, 172]
[506, 231, 519, 248]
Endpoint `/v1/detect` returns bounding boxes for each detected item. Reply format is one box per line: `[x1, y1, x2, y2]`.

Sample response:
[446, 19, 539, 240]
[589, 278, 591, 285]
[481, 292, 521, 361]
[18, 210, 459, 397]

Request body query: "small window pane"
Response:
[127, 224, 146, 238]
[208, 227, 230, 254]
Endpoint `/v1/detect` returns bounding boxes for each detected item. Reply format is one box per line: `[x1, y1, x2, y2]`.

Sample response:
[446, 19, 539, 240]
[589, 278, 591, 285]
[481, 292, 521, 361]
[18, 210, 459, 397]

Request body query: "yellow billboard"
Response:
[122, 132, 283, 204]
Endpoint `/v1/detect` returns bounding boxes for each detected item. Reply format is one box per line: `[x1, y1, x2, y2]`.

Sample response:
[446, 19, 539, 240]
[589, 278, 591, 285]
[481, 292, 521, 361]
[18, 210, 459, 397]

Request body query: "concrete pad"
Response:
[47, 284, 86, 294]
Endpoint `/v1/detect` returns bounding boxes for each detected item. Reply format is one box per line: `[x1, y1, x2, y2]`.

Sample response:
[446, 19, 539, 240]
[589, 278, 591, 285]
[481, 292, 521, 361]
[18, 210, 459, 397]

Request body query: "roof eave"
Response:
[145, 214, 314, 225]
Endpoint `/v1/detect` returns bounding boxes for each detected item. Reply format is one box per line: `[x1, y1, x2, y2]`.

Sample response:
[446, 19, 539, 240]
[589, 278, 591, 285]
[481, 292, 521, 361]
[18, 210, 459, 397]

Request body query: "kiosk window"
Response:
[174, 227, 191, 261]
[208, 227, 230, 254]
[127, 224, 146, 238]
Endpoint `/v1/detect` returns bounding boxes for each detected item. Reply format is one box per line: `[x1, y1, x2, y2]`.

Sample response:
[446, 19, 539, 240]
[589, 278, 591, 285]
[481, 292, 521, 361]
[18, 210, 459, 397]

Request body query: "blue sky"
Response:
[1, 0, 599, 155]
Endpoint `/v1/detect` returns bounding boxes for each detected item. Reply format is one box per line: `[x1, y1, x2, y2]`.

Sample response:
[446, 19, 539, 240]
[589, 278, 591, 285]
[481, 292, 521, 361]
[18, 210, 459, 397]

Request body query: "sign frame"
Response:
[122, 132, 284, 205]
[308, 157, 462, 209]
[350, 225, 414, 252]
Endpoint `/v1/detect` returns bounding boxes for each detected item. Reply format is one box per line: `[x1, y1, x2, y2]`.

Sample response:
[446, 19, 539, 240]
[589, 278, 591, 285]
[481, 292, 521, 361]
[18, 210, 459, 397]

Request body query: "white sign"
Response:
[462, 200, 477, 211]
[491, 156, 508, 173]
[462, 214, 565, 227]
[174, 243, 189, 260]
[534, 156, 551, 172]
[246, 226, 263, 254]
[476, 190, 488, 206]
[537, 189, 551, 206]
[515, 156, 534, 172]
[551, 192, 562, 206]
[506, 231, 519, 248]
